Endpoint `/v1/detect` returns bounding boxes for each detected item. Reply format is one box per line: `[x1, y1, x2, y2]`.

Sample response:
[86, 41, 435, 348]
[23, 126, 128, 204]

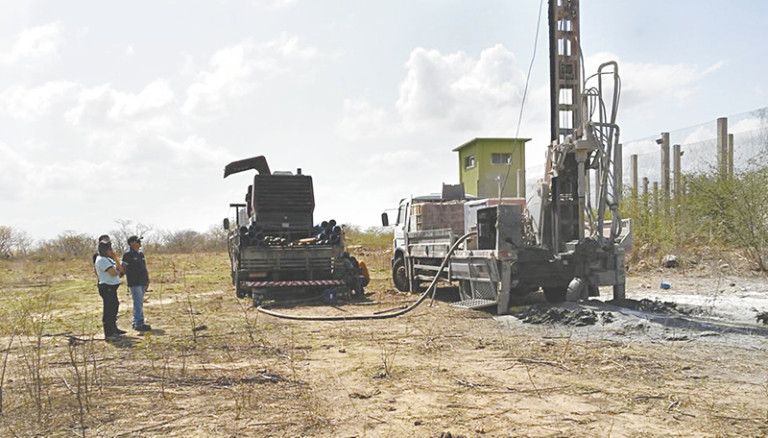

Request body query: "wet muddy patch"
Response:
[622, 298, 694, 315]
[511, 306, 615, 326]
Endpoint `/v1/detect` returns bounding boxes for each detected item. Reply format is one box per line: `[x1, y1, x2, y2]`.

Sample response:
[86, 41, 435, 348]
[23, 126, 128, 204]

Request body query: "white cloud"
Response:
[367, 149, 423, 167]
[182, 34, 320, 118]
[182, 43, 254, 117]
[1, 22, 64, 65]
[586, 52, 723, 108]
[262, 33, 318, 60]
[252, 0, 298, 10]
[338, 97, 389, 139]
[731, 117, 761, 134]
[396, 44, 526, 131]
[340, 44, 537, 141]
[159, 135, 234, 166]
[65, 80, 175, 126]
[0, 140, 110, 200]
[681, 125, 715, 145]
[0, 81, 79, 120]
[125, 46, 135, 56]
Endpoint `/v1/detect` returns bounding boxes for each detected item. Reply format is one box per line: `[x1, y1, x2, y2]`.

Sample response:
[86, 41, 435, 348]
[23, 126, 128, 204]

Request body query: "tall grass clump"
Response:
[621, 166, 768, 271]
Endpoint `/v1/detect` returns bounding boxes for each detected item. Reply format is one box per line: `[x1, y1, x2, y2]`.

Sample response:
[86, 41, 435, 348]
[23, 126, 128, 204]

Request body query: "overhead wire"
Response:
[500, 0, 545, 197]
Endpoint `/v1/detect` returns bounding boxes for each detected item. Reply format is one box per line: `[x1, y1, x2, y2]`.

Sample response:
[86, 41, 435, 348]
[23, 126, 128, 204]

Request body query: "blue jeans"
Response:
[129, 285, 146, 327]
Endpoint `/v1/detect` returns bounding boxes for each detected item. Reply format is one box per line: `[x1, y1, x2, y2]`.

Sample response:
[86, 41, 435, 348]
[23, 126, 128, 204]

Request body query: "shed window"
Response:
[491, 153, 512, 165]
[464, 155, 475, 169]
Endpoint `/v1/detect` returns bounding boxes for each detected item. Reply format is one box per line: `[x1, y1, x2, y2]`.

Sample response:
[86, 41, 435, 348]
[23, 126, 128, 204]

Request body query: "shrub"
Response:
[35, 232, 94, 259]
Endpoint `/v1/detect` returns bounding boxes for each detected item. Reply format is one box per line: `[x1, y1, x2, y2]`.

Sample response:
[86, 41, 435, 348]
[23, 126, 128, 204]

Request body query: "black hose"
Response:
[256, 231, 477, 321]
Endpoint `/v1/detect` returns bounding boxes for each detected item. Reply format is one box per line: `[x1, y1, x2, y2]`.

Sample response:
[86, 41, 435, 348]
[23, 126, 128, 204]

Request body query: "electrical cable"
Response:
[499, 0, 545, 198]
[255, 231, 477, 321]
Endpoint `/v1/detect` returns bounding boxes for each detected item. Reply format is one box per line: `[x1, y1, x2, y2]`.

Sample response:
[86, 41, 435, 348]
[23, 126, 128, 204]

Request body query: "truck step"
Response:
[413, 264, 448, 271]
[452, 299, 497, 310]
[414, 275, 450, 282]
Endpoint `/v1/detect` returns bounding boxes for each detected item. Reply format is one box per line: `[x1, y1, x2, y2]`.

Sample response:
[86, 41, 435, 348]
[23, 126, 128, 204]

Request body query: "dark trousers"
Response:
[98, 283, 120, 337]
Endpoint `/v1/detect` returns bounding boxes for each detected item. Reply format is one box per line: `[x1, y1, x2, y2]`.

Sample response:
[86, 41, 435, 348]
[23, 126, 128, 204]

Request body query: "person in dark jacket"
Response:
[121, 236, 152, 331]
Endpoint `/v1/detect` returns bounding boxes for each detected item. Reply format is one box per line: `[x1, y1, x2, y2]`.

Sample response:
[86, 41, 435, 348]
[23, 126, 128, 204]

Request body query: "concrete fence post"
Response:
[673, 144, 682, 201]
[728, 133, 734, 178]
[660, 132, 670, 212]
[717, 117, 728, 178]
[630, 154, 638, 199]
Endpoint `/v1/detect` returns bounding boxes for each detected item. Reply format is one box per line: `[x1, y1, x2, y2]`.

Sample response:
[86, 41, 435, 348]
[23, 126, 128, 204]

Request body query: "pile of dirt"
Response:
[623, 298, 693, 315]
[512, 306, 615, 327]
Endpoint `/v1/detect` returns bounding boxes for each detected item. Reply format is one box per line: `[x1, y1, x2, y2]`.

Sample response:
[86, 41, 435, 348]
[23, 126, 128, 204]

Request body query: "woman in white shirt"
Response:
[94, 241, 126, 340]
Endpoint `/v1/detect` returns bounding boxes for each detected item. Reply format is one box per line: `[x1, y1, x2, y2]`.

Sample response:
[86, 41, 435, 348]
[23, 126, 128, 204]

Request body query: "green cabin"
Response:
[453, 138, 529, 198]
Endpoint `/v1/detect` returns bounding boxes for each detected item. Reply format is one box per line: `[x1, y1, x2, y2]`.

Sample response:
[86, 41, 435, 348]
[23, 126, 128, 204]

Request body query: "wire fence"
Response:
[524, 106, 768, 197]
[621, 107, 768, 189]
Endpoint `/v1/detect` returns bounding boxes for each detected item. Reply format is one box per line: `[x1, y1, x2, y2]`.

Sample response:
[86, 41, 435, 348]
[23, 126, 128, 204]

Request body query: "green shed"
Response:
[453, 138, 529, 198]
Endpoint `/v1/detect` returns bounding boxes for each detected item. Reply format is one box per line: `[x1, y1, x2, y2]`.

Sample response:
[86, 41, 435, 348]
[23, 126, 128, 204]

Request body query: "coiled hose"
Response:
[256, 231, 477, 321]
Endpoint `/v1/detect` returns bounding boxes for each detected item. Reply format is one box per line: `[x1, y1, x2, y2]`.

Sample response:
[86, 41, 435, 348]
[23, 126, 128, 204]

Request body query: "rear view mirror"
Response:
[381, 212, 389, 227]
[223, 218, 230, 230]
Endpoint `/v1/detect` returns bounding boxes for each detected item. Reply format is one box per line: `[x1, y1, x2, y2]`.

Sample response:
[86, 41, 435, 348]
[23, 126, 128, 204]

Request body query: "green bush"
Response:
[621, 168, 768, 271]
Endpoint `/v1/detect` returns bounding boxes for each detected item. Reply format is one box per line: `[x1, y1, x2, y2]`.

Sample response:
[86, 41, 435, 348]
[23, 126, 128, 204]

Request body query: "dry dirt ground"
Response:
[0, 251, 766, 437]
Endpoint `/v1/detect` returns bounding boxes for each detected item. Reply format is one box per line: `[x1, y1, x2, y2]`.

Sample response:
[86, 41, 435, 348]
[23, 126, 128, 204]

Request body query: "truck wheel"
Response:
[543, 286, 567, 303]
[234, 270, 248, 298]
[392, 258, 410, 292]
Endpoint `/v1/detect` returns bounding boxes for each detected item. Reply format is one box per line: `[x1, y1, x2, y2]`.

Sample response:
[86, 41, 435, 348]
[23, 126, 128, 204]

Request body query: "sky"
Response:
[1, 0, 767, 241]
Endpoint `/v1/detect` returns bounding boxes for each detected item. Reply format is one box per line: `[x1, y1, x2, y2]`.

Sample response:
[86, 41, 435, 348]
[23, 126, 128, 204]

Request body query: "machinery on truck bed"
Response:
[382, 0, 631, 313]
[223, 155, 364, 306]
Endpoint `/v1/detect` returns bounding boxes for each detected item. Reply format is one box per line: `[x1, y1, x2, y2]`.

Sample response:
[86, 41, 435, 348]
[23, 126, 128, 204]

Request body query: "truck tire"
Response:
[543, 286, 567, 303]
[392, 258, 410, 292]
[252, 292, 264, 307]
[234, 269, 248, 299]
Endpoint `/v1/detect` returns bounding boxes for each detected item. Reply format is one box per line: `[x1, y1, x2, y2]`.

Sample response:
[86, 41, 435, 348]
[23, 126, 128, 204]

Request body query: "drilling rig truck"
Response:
[382, 0, 631, 313]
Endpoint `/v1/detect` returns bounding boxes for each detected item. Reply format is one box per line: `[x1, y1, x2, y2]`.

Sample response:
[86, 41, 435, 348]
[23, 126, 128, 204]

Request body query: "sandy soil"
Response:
[0, 253, 766, 437]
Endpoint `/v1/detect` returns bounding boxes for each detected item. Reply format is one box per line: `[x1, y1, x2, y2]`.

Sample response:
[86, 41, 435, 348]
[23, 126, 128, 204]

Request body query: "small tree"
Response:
[110, 220, 154, 254]
[686, 169, 768, 271]
[201, 224, 228, 252]
[160, 230, 204, 253]
[36, 232, 94, 259]
[0, 226, 12, 257]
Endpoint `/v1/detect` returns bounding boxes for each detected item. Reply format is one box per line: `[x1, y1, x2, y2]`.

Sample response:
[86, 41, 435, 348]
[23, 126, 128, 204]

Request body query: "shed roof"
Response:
[452, 137, 531, 152]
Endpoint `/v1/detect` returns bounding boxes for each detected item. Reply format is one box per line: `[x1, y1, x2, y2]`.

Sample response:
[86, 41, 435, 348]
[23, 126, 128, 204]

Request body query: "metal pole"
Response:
[717, 117, 728, 178]
[615, 143, 623, 201]
[516, 168, 525, 198]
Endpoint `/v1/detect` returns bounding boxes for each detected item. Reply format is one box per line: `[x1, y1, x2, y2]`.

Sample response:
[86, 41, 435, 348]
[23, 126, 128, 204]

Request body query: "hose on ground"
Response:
[256, 231, 477, 321]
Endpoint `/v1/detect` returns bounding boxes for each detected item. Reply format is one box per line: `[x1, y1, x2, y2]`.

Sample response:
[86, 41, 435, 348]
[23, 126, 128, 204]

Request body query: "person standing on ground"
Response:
[121, 236, 152, 332]
[93, 234, 110, 278]
[94, 241, 126, 341]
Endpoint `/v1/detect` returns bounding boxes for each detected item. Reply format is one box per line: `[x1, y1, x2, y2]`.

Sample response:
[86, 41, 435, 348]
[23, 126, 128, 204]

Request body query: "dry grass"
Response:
[0, 251, 766, 437]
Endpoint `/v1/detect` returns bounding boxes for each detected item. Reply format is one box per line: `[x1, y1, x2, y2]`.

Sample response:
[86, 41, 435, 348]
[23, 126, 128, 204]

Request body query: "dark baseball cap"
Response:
[127, 235, 143, 244]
